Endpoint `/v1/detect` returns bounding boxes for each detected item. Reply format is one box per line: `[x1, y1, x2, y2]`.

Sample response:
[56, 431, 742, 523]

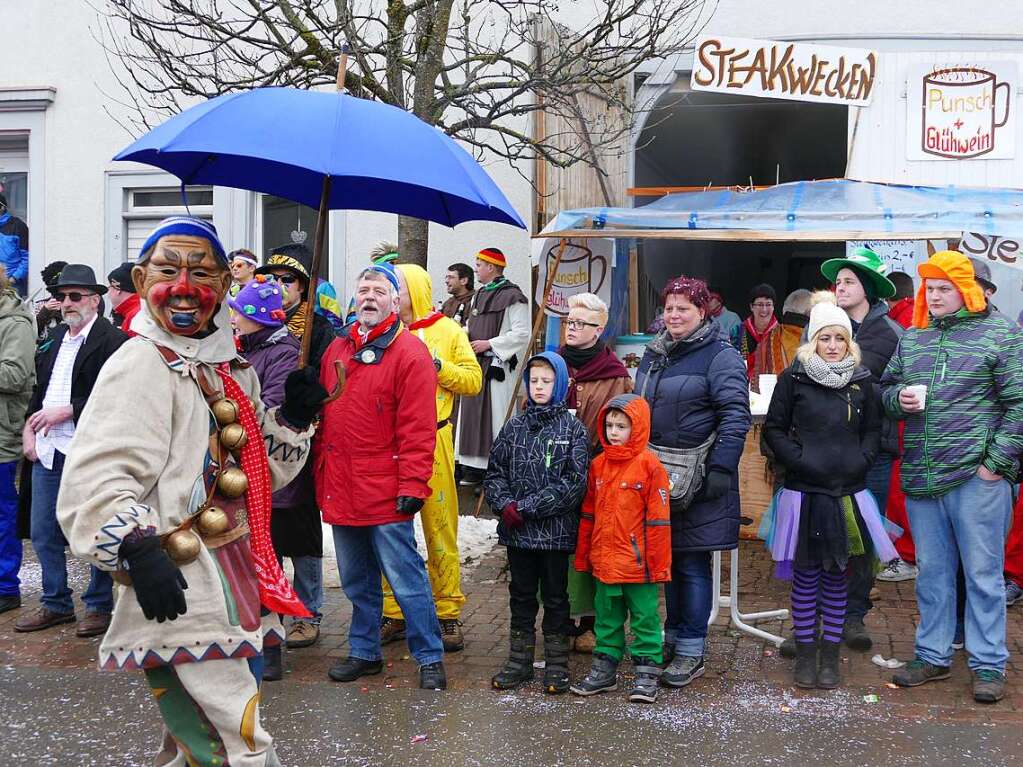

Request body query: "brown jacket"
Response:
[573, 375, 633, 448]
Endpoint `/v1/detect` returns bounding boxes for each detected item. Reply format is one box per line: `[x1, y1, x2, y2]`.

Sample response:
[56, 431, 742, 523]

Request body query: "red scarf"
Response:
[351, 312, 399, 350]
[216, 369, 311, 618]
[742, 315, 779, 380]
[409, 311, 445, 331]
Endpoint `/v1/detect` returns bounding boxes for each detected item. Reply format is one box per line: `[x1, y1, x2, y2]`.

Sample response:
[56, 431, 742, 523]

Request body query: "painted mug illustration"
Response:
[921, 67, 1011, 159]
[545, 242, 608, 315]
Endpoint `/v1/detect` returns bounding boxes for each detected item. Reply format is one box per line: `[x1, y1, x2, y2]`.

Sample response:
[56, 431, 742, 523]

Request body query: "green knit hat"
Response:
[821, 247, 897, 300]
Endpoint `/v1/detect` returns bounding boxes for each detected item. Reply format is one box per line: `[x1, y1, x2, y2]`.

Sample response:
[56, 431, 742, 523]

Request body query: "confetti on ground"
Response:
[863, 694, 879, 703]
[411, 734, 428, 744]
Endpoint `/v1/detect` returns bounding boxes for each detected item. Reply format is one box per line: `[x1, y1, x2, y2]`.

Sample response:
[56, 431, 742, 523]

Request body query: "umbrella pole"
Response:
[474, 238, 568, 517]
[296, 45, 351, 397]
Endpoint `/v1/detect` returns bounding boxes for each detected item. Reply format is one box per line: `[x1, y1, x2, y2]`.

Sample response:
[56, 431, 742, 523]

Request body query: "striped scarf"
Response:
[286, 301, 308, 339]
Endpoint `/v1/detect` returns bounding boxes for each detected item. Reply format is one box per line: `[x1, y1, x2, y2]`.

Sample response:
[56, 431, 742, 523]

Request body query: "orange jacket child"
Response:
[575, 394, 671, 584]
[570, 393, 671, 702]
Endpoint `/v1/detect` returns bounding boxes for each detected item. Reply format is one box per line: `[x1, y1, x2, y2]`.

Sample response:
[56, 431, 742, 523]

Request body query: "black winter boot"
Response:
[492, 630, 535, 690]
[817, 641, 841, 689]
[793, 642, 817, 689]
[262, 644, 284, 682]
[570, 652, 619, 696]
[542, 634, 571, 694]
[629, 658, 661, 703]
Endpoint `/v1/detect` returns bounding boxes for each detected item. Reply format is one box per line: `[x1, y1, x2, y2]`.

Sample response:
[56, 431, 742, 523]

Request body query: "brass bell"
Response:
[217, 467, 249, 498]
[212, 397, 239, 427]
[196, 507, 230, 537]
[164, 530, 202, 564]
[219, 422, 248, 452]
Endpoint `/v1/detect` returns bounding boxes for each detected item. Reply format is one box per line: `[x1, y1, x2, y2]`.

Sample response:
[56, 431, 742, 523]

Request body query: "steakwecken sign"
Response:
[690, 35, 878, 106]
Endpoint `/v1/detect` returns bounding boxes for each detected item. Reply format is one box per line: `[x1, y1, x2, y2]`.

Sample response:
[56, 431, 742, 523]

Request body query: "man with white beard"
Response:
[16, 265, 126, 637]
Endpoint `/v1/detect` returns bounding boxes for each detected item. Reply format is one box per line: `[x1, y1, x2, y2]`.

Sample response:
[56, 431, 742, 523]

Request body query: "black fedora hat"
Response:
[49, 264, 108, 296]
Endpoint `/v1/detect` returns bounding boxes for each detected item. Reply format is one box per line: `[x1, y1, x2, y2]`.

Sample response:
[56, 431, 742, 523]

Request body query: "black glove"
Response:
[280, 367, 328, 430]
[396, 496, 425, 516]
[120, 536, 188, 623]
[701, 469, 731, 501]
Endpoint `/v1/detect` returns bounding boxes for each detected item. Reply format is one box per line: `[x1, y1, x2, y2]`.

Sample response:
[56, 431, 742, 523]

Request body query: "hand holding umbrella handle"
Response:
[324, 360, 346, 404]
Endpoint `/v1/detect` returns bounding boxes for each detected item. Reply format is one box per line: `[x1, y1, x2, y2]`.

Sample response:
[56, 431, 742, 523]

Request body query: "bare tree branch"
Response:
[96, 0, 711, 262]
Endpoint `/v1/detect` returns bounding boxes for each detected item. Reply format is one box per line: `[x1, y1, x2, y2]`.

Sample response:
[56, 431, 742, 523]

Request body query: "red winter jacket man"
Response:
[314, 264, 447, 690]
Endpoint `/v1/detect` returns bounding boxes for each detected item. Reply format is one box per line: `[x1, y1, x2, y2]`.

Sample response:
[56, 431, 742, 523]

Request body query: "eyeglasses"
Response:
[54, 291, 95, 303]
[752, 302, 774, 309]
[566, 319, 601, 330]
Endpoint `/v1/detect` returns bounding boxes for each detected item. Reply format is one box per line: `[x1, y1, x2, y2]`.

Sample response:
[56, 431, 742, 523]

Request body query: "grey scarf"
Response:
[802, 353, 857, 389]
[647, 320, 715, 359]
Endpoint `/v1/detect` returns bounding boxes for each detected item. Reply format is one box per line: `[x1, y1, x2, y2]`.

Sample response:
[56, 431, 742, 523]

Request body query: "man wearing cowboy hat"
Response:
[16, 264, 127, 637]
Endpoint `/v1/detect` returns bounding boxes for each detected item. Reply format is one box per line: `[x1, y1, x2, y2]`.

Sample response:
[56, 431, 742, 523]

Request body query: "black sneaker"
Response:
[420, 661, 447, 690]
[842, 619, 873, 652]
[327, 656, 383, 682]
[661, 654, 705, 688]
[0, 595, 21, 615]
[262, 645, 284, 682]
[570, 653, 618, 696]
[973, 669, 1006, 703]
[892, 658, 951, 688]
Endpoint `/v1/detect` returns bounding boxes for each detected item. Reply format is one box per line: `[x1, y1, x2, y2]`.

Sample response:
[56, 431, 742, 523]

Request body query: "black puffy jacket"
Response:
[635, 321, 752, 552]
[854, 301, 903, 456]
[764, 360, 881, 497]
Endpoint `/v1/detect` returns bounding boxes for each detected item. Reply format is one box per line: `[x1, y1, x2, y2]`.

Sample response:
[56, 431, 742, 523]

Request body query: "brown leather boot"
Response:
[76, 612, 112, 638]
[14, 606, 76, 633]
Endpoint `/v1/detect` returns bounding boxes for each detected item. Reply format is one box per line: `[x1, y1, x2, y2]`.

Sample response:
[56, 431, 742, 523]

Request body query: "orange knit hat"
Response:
[912, 250, 987, 328]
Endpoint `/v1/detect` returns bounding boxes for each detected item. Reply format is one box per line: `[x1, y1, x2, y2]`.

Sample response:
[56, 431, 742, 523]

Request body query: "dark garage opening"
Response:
[633, 89, 849, 328]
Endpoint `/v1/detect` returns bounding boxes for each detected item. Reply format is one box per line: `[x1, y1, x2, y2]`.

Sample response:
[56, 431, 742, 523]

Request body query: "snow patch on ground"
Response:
[319, 516, 499, 588]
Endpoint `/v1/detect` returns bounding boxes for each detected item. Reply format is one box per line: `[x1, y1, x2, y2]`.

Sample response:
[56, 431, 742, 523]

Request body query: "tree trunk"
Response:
[398, 215, 429, 267]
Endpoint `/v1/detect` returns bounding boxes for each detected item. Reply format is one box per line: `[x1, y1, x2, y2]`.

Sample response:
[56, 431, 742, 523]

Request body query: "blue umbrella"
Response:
[116, 70, 524, 382]
[114, 86, 525, 230]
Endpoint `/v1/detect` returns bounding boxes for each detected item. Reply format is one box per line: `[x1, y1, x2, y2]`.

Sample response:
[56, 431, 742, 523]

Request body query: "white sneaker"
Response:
[877, 559, 918, 582]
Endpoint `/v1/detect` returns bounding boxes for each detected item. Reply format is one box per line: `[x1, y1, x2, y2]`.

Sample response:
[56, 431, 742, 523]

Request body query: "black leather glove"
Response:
[396, 496, 425, 516]
[120, 536, 188, 623]
[701, 469, 731, 501]
[280, 367, 328, 430]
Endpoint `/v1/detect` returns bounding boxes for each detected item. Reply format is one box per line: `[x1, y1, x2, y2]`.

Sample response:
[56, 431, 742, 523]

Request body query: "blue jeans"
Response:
[907, 473, 1012, 673]
[286, 555, 323, 625]
[663, 550, 713, 657]
[30, 452, 113, 615]
[332, 522, 443, 666]
[0, 460, 22, 597]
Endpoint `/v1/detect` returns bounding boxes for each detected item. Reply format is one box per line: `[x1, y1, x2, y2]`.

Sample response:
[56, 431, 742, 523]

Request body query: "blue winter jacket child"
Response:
[484, 351, 590, 551]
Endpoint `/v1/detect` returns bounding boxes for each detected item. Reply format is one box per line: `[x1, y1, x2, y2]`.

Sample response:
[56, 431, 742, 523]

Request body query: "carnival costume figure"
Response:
[57, 216, 326, 767]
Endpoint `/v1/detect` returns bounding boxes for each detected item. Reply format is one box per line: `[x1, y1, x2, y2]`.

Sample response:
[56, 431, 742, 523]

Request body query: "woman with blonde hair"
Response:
[762, 292, 898, 690]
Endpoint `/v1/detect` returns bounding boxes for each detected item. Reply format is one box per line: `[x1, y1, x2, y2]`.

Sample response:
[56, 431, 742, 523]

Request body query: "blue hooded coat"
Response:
[483, 351, 591, 551]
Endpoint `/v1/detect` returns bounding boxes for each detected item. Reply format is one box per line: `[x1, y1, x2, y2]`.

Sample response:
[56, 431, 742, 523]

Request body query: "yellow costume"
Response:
[383, 265, 482, 620]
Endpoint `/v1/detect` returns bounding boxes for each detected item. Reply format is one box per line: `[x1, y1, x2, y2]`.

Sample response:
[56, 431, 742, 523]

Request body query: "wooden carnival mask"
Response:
[133, 234, 232, 336]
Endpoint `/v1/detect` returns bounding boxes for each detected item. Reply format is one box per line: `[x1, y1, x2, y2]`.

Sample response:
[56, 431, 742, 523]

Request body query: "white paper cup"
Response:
[906, 384, 928, 410]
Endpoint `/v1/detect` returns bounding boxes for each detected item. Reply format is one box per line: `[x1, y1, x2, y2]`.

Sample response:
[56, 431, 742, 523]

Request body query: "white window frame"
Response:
[0, 87, 54, 296]
[104, 169, 212, 274]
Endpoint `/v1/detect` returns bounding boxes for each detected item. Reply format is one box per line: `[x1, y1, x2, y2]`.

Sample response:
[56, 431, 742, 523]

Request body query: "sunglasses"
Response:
[54, 291, 95, 303]
[270, 273, 299, 285]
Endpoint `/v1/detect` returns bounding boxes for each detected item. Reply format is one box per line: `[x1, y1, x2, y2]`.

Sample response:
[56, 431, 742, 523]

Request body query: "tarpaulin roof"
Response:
[543, 179, 1023, 241]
